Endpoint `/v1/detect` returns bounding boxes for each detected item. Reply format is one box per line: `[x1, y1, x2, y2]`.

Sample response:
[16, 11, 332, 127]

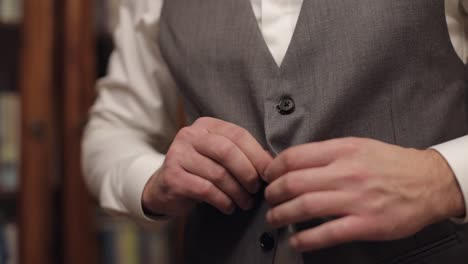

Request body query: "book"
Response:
[0, 92, 20, 193]
[4, 223, 17, 264]
[96, 213, 170, 264]
[117, 221, 140, 264]
[0, 0, 22, 24]
[0, 222, 17, 264]
[0, 226, 7, 264]
[98, 221, 117, 264]
[139, 223, 170, 264]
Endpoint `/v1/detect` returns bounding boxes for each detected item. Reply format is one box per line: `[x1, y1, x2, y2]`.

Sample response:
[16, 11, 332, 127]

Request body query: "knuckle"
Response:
[164, 159, 179, 170]
[197, 181, 215, 197]
[344, 137, 363, 145]
[166, 168, 184, 187]
[366, 195, 387, 215]
[177, 126, 195, 141]
[338, 137, 362, 156]
[346, 162, 371, 183]
[300, 194, 314, 212]
[302, 194, 317, 215]
[217, 141, 237, 160]
[194, 117, 214, 127]
[280, 151, 296, 171]
[327, 224, 342, 242]
[269, 209, 280, 225]
[229, 126, 248, 143]
[282, 176, 297, 196]
[244, 170, 258, 187]
[165, 147, 183, 165]
[161, 169, 185, 196]
[294, 235, 307, 249]
[211, 166, 228, 184]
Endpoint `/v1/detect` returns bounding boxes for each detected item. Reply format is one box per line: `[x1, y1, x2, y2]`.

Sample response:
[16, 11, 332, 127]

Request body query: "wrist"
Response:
[142, 169, 168, 217]
[142, 204, 168, 219]
[424, 149, 465, 220]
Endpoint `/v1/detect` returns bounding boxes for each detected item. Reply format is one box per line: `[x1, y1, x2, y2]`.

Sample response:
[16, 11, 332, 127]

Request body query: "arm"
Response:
[82, 0, 179, 222]
[82, 0, 273, 221]
[261, 1, 468, 250]
[432, 0, 468, 222]
[263, 138, 465, 251]
[432, 137, 468, 223]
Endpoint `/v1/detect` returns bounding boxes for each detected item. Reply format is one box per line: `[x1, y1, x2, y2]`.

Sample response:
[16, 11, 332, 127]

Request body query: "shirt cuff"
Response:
[121, 153, 166, 222]
[431, 135, 468, 224]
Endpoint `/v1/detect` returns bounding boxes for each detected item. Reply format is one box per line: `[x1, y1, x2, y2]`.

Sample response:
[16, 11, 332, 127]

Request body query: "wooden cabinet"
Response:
[19, 0, 97, 263]
[62, 1, 98, 263]
[15, 1, 184, 263]
[19, 0, 59, 263]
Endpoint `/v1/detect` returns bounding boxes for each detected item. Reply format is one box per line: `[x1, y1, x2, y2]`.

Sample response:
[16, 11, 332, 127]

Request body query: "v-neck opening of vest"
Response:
[245, 0, 307, 73]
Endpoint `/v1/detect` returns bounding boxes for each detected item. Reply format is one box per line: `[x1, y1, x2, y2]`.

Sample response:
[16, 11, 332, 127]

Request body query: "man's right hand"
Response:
[142, 117, 273, 217]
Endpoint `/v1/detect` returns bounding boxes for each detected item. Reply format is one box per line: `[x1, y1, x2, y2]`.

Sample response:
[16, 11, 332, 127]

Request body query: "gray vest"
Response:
[158, 0, 468, 263]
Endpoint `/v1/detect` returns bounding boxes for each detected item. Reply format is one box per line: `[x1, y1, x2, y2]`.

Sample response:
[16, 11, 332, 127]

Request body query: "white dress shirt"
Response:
[82, 0, 468, 223]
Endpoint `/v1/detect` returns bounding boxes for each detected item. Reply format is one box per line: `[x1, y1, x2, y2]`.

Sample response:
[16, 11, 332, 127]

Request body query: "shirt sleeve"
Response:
[81, 0, 178, 222]
[432, 1, 468, 224]
[432, 137, 468, 223]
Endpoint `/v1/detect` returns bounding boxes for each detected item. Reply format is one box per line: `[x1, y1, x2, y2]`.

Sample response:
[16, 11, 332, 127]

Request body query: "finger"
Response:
[265, 167, 340, 206]
[193, 117, 273, 177]
[178, 170, 236, 215]
[264, 138, 351, 182]
[191, 130, 261, 194]
[266, 191, 351, 228]
[181, 149, 253, 210]
[290, 216, 368, 252]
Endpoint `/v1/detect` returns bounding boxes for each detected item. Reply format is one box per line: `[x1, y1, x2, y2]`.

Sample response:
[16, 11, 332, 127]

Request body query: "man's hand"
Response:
[142, 117, 272, 217]
[263, 137, 465, 252]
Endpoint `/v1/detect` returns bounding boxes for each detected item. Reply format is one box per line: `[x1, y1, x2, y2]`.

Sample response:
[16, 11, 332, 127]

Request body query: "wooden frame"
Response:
[62, 0, 97, 263]
[19, 1, 185, 262]
[19, 1, 56, 263]
[20, 0, 97, 263]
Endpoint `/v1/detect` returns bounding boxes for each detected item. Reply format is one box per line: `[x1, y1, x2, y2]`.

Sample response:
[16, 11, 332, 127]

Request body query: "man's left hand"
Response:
[263, 137, 465, 252]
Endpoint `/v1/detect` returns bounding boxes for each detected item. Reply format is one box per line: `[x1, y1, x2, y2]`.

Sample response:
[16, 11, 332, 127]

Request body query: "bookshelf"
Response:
[17, 0, 100, 262]
[0, 23, 20, 93]
[19, 0, 59, 263]
[0, 1, 21, 263]
[1, 0, 178, 263]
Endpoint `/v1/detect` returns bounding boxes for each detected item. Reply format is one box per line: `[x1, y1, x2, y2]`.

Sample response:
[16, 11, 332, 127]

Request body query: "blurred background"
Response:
[0, 0, 181, 263]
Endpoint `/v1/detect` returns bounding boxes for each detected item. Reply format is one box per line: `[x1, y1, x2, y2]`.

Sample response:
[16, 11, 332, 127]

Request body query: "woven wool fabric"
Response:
[158, 0, 468, 263]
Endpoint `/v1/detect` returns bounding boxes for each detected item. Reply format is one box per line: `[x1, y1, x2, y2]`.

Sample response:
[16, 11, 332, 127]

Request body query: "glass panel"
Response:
[0, 0, 22, 263]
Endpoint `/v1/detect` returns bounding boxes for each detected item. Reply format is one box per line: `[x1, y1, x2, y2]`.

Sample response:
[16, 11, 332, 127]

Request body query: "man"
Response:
[82, 0, 468, 263]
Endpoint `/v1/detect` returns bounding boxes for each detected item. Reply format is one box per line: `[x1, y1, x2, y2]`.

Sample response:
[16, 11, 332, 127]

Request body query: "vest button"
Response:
[276, 96, 295, 115]
[259, 232, 275, 251]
